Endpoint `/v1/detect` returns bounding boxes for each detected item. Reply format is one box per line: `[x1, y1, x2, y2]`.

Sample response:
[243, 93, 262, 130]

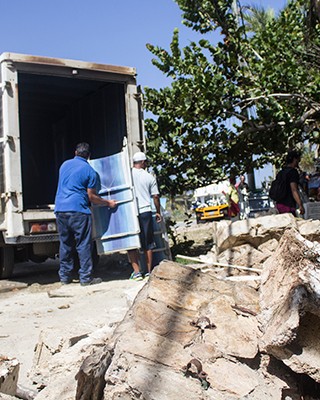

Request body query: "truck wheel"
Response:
[0, 246, 14, 279]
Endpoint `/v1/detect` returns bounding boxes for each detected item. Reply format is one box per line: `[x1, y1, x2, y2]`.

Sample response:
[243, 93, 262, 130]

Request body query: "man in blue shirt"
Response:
[55, 143, 117, 286]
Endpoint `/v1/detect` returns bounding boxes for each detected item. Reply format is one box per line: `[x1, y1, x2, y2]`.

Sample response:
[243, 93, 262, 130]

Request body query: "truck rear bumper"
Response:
[5, 233, 60, 245]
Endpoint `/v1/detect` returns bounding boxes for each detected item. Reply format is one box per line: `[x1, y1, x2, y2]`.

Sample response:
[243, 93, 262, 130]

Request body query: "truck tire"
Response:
[0, 246, 14, 279]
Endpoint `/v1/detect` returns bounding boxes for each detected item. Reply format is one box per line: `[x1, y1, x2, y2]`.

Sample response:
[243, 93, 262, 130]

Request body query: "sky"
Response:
[1, 0, 287, 186]
[2, 0, 286, 88]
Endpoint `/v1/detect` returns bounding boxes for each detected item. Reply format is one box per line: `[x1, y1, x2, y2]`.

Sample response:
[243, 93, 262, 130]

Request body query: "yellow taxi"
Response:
[195, 203, 229, 223]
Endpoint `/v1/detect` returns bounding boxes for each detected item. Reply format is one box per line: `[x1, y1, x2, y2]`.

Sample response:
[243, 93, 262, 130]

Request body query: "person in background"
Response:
[237, 175, 250, 219]
[223, 176, 240, 220]
[307, 169, 320, 199]
[55, 142, 117, 286]
[275, 150, 305, 217]
[299, 171, 310, 197]
[128, 151, 162, 281]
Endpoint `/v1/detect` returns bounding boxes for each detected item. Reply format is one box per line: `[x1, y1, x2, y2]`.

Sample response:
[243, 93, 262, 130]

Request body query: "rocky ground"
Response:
[0, 254, 146, 391]
[1, 214, 320, 399]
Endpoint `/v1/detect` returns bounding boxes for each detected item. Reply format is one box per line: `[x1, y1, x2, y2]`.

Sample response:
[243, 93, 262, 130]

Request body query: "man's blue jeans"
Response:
[56, 212, 93, 283]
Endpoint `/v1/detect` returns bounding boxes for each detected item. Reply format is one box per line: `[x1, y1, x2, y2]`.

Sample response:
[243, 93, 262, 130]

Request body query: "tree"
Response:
[242, 4, 275, 34]
[144, 0, 320, 196]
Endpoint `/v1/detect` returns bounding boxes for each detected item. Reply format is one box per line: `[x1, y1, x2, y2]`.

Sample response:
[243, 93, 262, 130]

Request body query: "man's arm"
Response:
[152, 194, 162, 222]
[290, 182, 305, 215]
[87, 188, 117, 208]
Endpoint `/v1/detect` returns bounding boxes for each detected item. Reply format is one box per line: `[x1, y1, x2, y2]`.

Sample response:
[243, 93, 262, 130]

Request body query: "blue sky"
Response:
[1, 0, 286, 186]
[2, 0, 286, 89]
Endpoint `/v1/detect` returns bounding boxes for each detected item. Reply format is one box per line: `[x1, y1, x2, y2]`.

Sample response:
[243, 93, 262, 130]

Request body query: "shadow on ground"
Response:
[8, 253, 133, 287]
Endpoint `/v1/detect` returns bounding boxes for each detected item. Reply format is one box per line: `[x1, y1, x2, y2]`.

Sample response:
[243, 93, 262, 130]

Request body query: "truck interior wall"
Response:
[18, 72, 127, 210]
[0, 81, 5, 219]
[0, 87, 4, 196]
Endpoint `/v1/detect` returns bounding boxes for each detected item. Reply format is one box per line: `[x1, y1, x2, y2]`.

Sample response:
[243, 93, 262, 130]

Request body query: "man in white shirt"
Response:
[128, 152, 162, 280]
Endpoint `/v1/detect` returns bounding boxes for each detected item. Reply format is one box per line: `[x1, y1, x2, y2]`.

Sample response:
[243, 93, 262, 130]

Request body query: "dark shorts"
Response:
[138, 211, 156, 250]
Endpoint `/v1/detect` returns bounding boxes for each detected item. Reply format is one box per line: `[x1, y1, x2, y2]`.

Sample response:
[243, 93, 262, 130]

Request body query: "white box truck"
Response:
[0, 52, 153, 278]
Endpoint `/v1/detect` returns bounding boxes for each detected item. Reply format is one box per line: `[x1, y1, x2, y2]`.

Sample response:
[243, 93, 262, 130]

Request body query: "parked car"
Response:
[193, 182, 230, 223]
[195, 203, 229, 223]
[249, 190, 271, 217]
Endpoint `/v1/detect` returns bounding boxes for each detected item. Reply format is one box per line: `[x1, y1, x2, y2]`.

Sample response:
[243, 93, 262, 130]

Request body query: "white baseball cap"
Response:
[133, 151, 147, 162]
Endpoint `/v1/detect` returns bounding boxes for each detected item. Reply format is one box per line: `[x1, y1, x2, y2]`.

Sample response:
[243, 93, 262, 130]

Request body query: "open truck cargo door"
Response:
[89, 143, 141, 254]
[90, 143, 171, 265]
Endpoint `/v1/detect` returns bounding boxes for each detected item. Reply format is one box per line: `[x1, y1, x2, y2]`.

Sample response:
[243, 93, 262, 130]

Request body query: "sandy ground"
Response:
[0, 254, 146, 389]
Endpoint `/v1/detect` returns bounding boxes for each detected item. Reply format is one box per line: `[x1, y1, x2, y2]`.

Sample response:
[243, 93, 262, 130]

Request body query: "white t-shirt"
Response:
[132, 167, 159, 213]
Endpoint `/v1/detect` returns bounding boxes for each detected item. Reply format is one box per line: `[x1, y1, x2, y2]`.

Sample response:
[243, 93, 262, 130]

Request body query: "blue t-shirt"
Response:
[54, 156, 98, 214]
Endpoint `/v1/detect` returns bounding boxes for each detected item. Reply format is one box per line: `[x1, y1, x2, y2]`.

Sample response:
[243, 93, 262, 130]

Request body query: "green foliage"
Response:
[242, 5, 275, 33]
[300, 145, 317, 172]
[144, 0, 320, 196]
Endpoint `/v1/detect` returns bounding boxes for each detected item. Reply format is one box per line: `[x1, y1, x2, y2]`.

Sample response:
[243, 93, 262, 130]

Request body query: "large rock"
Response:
[33, 328, 114, 400]
[214, 213, 297, 252]
[28, 257, 312, 399]
[259, 228, 320, 382]
[31, 281, 145, 399]
[175, 221, 216, 255]
[257, 238, 279, 254]
[75, 345, 113, 400]
[297, 218, 320, 241]
[101, 261, 298, 399]
[0, 356, 19, 396]
[31, 327, 91, 384]
[218, 243, 269, 270]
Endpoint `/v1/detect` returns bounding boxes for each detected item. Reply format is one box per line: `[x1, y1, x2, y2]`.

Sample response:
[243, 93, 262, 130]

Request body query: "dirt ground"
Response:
[0, 254, 146, 389]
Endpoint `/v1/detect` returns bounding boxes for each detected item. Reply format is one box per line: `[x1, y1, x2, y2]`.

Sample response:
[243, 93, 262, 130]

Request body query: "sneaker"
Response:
[144, 272, 150, 278]
[80, 277, 102, 286]
[60, 280, 72, 285]
[130, 272, 143, 281]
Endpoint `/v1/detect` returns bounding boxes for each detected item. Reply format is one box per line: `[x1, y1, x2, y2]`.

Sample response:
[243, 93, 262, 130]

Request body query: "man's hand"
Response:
[107, 199, 117, 208]
[290, 183, 305, 216]
[88, 188, 117, 208]
[155, 212, 162, 223]
[152, 195, 162, 223]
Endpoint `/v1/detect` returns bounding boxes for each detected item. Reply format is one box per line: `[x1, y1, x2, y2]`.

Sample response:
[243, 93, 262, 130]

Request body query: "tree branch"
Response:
[236, 93, 320, 110]
[240, 107, 320, 135]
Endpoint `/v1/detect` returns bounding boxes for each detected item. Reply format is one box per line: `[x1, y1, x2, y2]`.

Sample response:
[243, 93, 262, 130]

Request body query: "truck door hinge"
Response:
[0, 81, 12, 95]
[1, 191, 18, 200]
[133, 92, 142, 101]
